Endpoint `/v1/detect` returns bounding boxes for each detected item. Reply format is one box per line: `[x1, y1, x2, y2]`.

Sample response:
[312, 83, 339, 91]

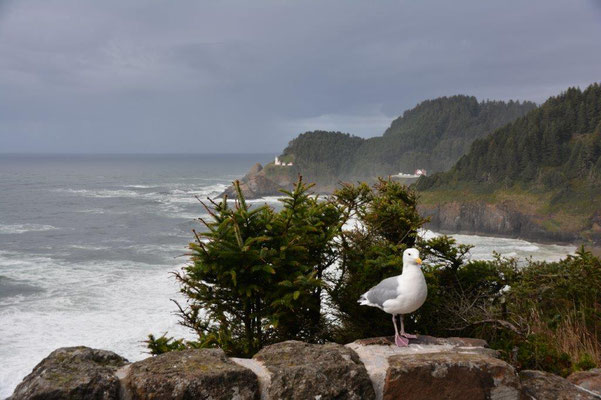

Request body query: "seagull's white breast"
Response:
[382, 266, 427, 315]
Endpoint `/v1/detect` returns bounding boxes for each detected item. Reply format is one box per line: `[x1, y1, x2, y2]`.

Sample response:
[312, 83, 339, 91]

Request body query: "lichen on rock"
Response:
[122, 348, 259, 400]
[253, 340, 375, 400]
[9, 346, 128, 400]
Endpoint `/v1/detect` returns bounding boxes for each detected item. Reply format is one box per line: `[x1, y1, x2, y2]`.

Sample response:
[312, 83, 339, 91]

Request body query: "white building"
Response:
[274, 157, 293, 167]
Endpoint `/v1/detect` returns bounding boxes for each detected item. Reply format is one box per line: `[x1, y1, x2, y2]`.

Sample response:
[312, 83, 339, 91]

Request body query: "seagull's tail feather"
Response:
[358, 292, 381, 309]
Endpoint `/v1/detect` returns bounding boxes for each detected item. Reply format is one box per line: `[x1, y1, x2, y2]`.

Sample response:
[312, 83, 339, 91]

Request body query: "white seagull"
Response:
[358, 248, 427, 347]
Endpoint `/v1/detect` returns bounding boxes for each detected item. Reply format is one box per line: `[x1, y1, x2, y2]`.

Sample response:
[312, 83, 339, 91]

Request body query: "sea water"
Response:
[0, 154, 575, 398]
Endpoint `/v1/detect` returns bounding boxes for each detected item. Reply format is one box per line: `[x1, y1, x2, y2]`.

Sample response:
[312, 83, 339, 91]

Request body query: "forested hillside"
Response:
[350, 96, 536, 176]
[279, 131, 364, 184]
[417, 83, 601, 245]
[418, 84, 601, 189]
[279, 96, 535, 183]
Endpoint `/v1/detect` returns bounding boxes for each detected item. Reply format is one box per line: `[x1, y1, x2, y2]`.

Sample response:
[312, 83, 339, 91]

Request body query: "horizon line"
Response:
[0, 152, 279, 156]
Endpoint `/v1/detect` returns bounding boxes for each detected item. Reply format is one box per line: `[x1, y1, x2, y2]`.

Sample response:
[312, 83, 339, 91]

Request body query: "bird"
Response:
[358, 248, 427, 347]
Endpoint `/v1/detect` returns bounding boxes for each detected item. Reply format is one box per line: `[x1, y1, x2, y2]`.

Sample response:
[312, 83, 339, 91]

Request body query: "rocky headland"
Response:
[219, 162, 337, 199]
[9, 336, 601, 400]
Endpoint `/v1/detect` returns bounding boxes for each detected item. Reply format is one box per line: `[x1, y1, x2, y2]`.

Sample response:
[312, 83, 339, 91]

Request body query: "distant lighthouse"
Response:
[274, 156, 293, 166]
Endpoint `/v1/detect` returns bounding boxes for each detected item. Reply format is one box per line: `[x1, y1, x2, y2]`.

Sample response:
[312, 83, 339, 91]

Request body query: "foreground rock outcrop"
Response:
[122, 348, 259, 400]
[11, 337, 600, 400]
[569, 369, 601, 396]
[348, 335, 517, 400]
[520, 370, 601, 399]
[253, 340, 375, 400]
[9, 347, 128, 400]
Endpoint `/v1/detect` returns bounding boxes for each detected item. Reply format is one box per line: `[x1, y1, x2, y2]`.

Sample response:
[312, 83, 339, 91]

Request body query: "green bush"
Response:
[170, 178, 342, 357]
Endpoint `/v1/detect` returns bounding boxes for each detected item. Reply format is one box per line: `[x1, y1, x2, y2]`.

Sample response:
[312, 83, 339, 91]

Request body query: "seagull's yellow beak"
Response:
[416, 257, 422, 265]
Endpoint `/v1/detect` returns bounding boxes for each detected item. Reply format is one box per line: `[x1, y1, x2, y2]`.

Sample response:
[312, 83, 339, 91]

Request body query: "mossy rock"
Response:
[123, 348, 259, 400]
[9, 346, 128, 400]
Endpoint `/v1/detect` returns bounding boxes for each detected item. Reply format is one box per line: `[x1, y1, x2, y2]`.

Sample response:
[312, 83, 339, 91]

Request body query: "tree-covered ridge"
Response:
[281, 131, 364, 184]
[278, 96, 535, 184]
[418, 84, 601, 189]
[354, 96, 536, 176]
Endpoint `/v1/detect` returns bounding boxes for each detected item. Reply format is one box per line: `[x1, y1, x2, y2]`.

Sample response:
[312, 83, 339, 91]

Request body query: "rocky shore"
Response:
[9, 336, 601, 400]
[419, 200, 601, 248]
[418, 201, 582, 245]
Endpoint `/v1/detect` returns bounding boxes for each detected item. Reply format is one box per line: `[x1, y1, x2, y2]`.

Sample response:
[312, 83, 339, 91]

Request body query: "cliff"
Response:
[418, 200, 584, 244]
[10, 336, 601, 400]
[219, 162, 339, 199]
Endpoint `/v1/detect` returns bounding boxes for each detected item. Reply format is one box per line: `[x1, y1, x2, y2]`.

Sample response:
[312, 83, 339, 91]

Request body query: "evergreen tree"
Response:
[172, 179, 342, 357]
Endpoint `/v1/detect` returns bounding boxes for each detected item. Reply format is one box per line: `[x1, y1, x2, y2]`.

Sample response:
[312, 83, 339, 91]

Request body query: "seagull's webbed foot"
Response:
[394, 334, 409, 347]
[401, 332, 417, 339]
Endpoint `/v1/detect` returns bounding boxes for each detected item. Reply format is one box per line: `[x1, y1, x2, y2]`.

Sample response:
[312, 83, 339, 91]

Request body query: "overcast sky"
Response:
[1, 0, 600, 153]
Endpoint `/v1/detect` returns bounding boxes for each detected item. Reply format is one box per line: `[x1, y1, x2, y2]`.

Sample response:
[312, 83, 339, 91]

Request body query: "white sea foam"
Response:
[0, 250, 194, 399]
[420, 230, 576, 263]
[56, 184, 228, 206]
[0, 224, 58, 234]
[122, 184, 160, 189]
[54, 188, 140, 198]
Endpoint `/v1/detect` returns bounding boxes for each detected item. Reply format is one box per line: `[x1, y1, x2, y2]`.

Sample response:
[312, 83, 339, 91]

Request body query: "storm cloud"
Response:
[0, 0, 600, 153]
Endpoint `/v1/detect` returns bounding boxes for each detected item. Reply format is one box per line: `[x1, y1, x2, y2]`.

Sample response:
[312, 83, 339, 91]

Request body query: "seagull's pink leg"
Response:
[400, 315, 417, 339]
[392, 314, 409, 347]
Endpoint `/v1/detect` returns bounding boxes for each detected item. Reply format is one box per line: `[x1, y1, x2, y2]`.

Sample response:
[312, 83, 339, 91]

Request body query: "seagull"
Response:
[358, 248, 427, 347]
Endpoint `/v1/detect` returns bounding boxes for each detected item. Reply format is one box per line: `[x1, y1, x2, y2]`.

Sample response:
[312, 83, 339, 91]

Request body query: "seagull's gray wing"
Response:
[365, 276, 399, 308]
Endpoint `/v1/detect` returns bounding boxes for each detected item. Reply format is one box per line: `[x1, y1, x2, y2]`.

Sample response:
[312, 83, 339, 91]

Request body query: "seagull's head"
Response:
[403, 248, 422, 267]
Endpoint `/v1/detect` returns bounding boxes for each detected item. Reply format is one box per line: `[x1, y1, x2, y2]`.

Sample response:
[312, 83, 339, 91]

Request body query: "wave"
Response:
[0, 250, 193, 399]
[0, 224, 59, 234]
[55, 183, 228, 203]
[53, 188, 140, 198]
[122, 184, 160, 189]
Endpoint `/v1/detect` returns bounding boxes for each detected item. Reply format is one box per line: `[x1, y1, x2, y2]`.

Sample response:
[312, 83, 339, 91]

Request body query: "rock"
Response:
[385, 352, 520, 400]
[569, 369, 601, 395]
[520, 370, 601, 400]
[123, 348, 259, 400]
[220, 163, 287, 199]
[348, 336, 518, 400]
[253, 340, 376, 400]
[354, 334, 490, 349]
[419, 201, 580, 245]
[247, 162, 263, 176]
[9, 346, 128, 400]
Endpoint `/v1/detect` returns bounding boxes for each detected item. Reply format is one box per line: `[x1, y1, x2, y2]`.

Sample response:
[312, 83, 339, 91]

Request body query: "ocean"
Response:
[0, 154, 575, 398]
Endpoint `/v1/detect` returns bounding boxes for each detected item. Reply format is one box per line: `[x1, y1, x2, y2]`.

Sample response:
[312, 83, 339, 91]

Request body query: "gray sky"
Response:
[1, 0, 600, 153]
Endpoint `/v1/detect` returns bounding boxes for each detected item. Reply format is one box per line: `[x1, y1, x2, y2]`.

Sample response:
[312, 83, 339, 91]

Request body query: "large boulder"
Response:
[520, 370, 601, 400]
[347, 335, 518, 400]
[569, 369, 601, 396]
[253, 340, 376, 400]
[122, 348, 259, 400]
[383, 351, 520, 400]
[9, 346, 128, 400]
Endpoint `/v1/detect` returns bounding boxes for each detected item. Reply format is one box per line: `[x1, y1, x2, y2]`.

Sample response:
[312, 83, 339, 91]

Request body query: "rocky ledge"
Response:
[9, 336, 601, 400]
[219, 163, 291, 199]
